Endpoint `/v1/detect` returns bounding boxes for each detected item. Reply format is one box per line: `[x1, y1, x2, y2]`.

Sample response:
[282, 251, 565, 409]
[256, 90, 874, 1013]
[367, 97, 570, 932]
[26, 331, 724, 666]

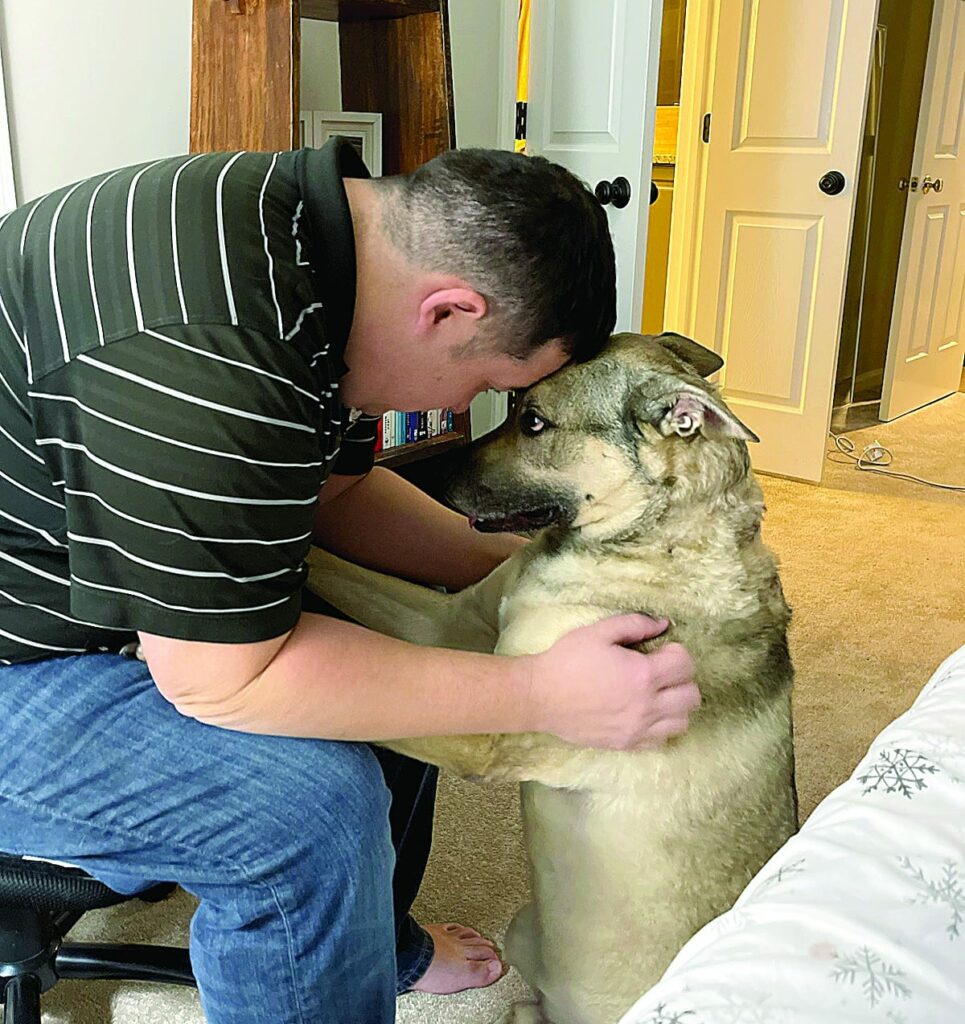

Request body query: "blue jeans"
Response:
[0, 652, 438, 1023]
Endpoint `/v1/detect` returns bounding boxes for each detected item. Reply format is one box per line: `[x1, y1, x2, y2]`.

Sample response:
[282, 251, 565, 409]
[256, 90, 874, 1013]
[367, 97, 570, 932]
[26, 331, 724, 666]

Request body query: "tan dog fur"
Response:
[306, 333, 797, 1024]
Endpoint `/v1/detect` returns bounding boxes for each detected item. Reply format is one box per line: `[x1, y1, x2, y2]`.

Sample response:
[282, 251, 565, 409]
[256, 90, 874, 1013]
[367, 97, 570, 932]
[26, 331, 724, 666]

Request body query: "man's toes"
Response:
[469, 958, 503, 985]
[445, 924, 483, 939]
[464, 943, 499, 961]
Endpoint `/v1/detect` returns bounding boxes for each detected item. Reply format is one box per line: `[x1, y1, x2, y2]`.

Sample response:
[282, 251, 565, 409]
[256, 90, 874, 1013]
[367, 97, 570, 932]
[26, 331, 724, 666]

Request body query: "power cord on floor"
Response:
[828, 432, 965, 492]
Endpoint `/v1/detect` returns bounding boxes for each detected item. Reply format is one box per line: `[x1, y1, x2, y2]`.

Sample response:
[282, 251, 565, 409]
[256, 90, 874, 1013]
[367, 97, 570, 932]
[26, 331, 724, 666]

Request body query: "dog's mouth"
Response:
[468, 507, 563, 533]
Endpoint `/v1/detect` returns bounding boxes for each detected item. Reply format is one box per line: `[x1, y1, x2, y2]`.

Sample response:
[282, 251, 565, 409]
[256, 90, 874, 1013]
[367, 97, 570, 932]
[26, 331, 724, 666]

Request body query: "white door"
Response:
[525, 0, 663, 330]
[880, 0, 965, 422]
[667, 0, 879, 482]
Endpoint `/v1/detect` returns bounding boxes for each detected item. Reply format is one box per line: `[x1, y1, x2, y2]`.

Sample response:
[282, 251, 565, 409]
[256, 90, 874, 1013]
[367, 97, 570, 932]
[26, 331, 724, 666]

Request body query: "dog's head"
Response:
[448, 332, 759, 540]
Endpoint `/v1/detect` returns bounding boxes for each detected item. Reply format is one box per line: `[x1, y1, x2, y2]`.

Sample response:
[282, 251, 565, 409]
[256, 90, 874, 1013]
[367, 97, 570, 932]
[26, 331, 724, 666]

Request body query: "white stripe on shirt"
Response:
[258, 153, 285, 339]
[216, 152, 246, 325]
[0, 290, 25, 353]
[0, 549, 70, 586]
[0, 507, 66, 548]
[85, 169, 123, 346]
[29, 391, 323, 469]
[75, 352, 316, 434]
[0, 421, 45, 464]
[0, 465, 65, 510]
[34, 436, 319, 506]
[126, 161, 166, 333]
[170, 154, 206, 324]
[63, 487, 314, 545]
[67, 532, 300, 583]
[143, 327, 317, 403]
[0, 365, 28, 414]
[18, 195, 45, 256]
[71, 574, 293, 616]
[0, 586, 98, 627]
[49, 180, 87, 361]
[285, 302, 324, 342]
[0, 626, 86, 654]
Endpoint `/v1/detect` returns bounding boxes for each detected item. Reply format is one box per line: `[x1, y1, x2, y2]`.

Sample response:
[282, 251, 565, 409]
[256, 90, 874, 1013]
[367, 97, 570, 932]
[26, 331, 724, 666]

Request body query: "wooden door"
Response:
[881, 0, 965, 421]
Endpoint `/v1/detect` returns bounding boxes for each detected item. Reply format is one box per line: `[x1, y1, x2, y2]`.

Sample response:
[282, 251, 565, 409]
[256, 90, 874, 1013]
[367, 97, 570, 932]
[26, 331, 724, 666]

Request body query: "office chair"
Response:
[0, 852, 194, 1024]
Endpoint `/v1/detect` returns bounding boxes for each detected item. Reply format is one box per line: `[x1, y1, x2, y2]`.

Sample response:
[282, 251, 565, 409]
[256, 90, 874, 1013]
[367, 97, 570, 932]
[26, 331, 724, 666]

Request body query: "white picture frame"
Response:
[311, 111, 383, 175]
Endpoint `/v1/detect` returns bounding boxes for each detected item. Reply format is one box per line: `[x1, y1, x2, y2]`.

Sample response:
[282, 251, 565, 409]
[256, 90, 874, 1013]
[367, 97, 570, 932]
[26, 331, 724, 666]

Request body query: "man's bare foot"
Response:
[409, 923, 505, 995]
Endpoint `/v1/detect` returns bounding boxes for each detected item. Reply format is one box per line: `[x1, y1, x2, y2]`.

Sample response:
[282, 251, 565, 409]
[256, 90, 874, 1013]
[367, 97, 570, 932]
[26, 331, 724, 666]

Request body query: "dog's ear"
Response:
[633, 383, 759, 443]
[655, 332, 724, 379]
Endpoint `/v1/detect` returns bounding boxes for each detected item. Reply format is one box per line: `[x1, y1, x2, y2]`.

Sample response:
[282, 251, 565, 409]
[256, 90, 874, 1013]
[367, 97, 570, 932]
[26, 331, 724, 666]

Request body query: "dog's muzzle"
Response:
[468, 507, 564, 533]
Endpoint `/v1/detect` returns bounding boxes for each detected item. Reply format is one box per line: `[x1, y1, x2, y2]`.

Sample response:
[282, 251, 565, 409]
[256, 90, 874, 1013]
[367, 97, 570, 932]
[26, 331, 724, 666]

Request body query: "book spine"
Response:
[418, 411, 428, 442]
[375, 416, 383, 452]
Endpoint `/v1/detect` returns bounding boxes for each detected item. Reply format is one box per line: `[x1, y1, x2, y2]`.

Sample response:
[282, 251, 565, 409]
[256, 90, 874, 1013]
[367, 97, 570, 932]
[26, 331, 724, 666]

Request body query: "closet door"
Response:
[190, 0, 299, 152]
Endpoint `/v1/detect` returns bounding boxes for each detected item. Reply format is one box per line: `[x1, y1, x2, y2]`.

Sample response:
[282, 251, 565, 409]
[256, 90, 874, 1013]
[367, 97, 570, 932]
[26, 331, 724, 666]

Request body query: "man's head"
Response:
[340, 148, 616, 413]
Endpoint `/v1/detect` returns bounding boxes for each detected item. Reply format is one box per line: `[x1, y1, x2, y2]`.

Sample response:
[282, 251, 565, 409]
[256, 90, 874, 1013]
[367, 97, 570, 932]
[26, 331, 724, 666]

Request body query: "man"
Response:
[0, 139, 698, 1022]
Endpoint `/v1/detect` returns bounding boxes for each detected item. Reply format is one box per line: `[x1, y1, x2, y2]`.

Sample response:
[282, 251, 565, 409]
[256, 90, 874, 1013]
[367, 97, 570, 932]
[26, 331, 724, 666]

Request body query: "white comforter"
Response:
[620, 645, 965, 1024]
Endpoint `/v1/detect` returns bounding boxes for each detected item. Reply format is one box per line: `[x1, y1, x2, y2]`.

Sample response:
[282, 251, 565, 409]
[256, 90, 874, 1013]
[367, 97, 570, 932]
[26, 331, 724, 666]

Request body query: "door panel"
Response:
[686, 0, 877, 481]
[881, 0, 965, 420]
[526, 0, 662, 330]
[733, 0, 844, 151]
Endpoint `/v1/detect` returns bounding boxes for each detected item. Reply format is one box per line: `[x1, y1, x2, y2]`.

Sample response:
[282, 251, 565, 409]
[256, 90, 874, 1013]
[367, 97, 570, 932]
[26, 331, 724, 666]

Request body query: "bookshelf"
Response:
[190, 0, 470, 469]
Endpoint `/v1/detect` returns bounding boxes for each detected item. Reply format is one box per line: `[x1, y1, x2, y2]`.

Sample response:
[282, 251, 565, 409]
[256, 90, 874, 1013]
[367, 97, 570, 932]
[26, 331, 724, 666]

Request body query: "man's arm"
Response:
[140, 611, 698, 749]
[314, 466, 525, 590]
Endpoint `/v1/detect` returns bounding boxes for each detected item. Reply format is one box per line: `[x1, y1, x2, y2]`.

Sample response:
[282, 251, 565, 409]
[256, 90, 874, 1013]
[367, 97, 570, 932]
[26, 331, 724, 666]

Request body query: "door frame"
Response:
[663, 0, 716, 337]
[0, 40, 16, 213]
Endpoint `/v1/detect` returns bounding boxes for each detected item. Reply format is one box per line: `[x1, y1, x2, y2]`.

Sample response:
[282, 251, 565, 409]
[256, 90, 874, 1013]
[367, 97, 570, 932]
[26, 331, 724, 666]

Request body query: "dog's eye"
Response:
[520, 409, 548, 437]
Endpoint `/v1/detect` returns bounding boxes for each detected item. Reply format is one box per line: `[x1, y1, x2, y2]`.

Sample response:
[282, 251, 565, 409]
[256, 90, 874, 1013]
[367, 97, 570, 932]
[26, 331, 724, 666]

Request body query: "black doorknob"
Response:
[595, 176, 632, 208]
[818, 170, 846, 196]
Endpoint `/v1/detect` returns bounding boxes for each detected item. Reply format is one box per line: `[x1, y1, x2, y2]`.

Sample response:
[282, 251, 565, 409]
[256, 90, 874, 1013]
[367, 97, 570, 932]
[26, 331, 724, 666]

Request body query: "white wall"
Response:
[300, 20, 342, 112]
[0, 1, 192, 203]
[448, 0, 504, 148]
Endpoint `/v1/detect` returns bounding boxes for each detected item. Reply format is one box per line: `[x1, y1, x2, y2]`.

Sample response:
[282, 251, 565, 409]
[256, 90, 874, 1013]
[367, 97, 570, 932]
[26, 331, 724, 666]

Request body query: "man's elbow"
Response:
[138, 631, 288, 731]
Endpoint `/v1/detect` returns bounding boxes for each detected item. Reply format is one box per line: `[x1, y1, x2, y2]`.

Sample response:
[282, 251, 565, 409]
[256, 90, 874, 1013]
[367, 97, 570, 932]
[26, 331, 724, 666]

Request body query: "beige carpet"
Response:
[42, 394, 965, 1024]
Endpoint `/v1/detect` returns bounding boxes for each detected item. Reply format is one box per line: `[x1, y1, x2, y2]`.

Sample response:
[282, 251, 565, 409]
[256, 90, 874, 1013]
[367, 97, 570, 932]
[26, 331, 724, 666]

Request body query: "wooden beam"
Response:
[301, 0, 440, 22]
[191, 0, 299, 152]
[339, 7, 452, 174]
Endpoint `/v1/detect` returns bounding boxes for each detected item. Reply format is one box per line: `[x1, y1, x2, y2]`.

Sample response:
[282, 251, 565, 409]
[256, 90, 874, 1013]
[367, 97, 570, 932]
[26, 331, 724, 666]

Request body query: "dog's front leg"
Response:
[306, 546, 522, 653]
[379, 730, 592, 787]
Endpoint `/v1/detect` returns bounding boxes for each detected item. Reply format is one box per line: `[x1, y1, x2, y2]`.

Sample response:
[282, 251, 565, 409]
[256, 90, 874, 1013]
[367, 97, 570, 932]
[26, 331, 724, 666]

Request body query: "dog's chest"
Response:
[496, 543, 760, 657]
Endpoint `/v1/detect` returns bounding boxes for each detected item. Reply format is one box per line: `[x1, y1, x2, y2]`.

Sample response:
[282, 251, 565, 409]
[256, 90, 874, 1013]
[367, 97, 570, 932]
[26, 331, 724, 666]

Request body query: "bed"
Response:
[620, 644, 965, 1024]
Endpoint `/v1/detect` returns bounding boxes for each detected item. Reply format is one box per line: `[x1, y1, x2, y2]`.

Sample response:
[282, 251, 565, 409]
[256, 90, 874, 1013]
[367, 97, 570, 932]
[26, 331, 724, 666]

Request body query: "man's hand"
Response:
[526, 614, 699, 750]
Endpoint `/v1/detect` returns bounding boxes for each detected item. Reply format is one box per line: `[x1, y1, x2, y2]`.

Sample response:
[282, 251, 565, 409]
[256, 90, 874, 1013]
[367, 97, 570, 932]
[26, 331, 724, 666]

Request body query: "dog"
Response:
[306, 332, 798, 1024]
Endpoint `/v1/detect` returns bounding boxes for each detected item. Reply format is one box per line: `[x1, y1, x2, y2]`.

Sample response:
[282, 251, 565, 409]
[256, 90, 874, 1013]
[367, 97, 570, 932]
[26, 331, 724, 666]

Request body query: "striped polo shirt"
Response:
[0, 138, 380, 665]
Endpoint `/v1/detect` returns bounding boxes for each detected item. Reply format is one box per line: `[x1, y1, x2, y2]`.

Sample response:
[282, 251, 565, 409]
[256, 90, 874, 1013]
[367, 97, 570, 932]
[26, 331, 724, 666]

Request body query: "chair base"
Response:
[0, 905, 194, 1024]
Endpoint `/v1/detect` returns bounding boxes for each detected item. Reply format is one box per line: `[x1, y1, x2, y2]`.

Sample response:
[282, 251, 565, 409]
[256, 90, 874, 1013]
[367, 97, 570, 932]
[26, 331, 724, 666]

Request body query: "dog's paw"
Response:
[492, 1001, 545, 1024]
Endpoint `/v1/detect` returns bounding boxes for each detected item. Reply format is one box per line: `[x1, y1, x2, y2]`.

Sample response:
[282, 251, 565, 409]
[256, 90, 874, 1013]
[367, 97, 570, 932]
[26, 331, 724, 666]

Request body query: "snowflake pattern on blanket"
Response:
[830, 946, 911, 1008]
[899, 856, 965, 939]
[642, 1005, 698, 1024]
[857, 748, 939, 798]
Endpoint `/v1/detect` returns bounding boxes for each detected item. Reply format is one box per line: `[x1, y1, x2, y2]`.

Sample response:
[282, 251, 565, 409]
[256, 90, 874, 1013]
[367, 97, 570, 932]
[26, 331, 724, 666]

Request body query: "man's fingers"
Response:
[640, 717, 691, 745]
[641, 641, 696, 690]
[593, 613, 670, 647]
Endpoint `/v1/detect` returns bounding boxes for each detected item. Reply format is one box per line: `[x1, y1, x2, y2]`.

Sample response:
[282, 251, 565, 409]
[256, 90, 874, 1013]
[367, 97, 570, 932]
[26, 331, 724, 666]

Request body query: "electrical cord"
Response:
[828, 432, 965, 492]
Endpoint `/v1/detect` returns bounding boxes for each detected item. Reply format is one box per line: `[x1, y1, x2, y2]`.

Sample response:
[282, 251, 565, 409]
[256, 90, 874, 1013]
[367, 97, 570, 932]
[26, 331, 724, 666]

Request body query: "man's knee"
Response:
[235, 737, 393, 878]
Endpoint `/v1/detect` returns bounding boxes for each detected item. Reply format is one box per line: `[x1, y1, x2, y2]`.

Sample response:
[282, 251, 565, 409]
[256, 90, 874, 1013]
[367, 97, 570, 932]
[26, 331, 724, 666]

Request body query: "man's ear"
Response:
[417, 287, 487, 331]
[633, 383, 759, 443]
[655, 332, 724, 379]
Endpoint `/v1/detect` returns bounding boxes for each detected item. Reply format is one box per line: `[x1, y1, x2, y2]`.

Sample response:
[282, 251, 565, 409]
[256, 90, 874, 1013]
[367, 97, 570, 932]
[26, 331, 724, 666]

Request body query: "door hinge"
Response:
[702, 113, 712, 144]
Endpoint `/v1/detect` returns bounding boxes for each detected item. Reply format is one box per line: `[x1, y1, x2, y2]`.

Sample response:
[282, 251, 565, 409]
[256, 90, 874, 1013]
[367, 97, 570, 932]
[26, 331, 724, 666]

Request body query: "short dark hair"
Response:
[378, 148, 616, 362]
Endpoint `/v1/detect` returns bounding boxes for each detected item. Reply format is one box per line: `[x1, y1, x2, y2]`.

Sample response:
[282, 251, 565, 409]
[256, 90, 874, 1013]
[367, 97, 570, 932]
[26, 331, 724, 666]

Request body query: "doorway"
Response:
[834, 0, 935, 418]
